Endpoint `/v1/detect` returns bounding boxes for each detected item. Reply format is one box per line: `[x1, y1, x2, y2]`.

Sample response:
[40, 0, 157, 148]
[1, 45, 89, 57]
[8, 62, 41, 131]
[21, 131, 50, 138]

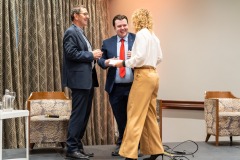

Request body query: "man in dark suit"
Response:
[98, 15, 135, 156]
[62, 5, 102, 160]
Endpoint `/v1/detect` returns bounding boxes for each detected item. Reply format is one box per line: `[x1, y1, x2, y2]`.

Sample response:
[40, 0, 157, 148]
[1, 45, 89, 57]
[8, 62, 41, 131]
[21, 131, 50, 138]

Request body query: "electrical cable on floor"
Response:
[162, 140, 199, 160]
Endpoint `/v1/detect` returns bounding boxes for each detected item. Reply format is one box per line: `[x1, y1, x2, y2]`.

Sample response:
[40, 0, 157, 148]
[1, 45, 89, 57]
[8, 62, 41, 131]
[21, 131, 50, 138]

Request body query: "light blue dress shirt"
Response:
[115, 34, 134, 83]
[77, 26, 94, 68]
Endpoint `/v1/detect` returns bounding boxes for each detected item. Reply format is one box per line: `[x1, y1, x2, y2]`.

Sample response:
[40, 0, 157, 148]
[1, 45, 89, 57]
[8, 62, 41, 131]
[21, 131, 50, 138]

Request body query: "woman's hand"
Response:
[105, 57, 119, 67]
[114, 60, 124, 68]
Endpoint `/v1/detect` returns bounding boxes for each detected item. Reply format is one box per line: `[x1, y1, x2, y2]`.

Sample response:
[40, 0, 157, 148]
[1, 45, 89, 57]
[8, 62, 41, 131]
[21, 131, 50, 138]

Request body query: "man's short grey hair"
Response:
[71, 5, 86, 21]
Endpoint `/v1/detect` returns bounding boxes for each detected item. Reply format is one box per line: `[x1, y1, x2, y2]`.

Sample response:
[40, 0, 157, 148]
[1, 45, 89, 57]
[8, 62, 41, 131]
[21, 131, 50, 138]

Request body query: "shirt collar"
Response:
[117, 33, 128, 42]
[73, 24, 84, 34]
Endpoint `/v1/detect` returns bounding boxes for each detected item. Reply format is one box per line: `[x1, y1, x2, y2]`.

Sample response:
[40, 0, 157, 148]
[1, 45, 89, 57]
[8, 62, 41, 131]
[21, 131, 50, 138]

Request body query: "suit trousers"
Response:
[109, 84, 131, 146]
[119, 68, 164, 159]
[66, 87, 94, 152]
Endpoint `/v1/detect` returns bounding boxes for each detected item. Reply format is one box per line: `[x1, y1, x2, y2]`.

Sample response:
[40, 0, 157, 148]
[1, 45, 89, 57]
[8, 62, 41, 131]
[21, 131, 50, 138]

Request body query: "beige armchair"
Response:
[204, 91, 240, 146]
[26, 92, 71, 149]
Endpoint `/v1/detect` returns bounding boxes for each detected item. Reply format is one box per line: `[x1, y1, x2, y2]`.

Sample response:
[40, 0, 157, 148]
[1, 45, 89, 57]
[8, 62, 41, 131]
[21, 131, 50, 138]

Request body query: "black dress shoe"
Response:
[138, 149, 143, 157]
[143, 154, 163, 160]
[112, 150, 120, 156]
[112, 145, 143, 157]
[112, 145, 120, 156]
[125, 158, 137, 160]
[79, 149, 94, 157]
[66, 151, 89, 159]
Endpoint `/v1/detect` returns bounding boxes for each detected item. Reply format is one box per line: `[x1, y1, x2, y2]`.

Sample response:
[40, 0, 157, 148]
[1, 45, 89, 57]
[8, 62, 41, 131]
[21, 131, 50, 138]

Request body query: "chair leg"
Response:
[30, 143, 35, 149]
[230, 136, 232, 146]
[215, 135, 219, 146]
[60, 142, 66, 148]
[205, 134, 211, 142]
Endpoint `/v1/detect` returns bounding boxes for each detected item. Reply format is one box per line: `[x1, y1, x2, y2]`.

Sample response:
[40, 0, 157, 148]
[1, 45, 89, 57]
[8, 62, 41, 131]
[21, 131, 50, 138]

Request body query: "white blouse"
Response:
[125, 28, 163, 68]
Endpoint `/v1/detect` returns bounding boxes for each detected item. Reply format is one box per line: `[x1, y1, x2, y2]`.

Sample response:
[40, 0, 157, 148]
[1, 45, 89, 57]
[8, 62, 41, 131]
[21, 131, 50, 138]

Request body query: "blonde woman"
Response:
[114, 8, 164, 160]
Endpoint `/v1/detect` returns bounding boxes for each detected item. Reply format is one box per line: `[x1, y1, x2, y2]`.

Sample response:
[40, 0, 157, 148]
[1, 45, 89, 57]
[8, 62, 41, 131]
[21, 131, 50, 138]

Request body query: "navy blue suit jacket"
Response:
[98, 33, 135, 93]
[62, 24, 98, 89]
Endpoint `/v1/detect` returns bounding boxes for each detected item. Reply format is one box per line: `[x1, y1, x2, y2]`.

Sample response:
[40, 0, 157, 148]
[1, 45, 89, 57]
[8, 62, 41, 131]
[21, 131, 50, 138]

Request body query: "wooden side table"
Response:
[0, 110, 29, 160]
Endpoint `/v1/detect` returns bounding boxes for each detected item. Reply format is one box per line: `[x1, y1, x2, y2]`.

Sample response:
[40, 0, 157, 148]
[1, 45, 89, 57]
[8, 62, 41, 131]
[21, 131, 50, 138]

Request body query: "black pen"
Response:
[46, 115, 59, 118]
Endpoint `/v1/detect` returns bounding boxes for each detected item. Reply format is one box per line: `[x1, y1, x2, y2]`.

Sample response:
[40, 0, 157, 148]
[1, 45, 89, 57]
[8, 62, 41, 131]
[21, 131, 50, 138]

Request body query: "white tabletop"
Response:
[0, 109, 29, 160]
[0, 110, 29, 119]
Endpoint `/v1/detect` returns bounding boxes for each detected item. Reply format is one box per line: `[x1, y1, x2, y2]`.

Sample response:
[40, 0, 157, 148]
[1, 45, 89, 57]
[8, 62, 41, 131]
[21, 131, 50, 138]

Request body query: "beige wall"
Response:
[109, 0, 240, 100]
[109, 0, 240, 142]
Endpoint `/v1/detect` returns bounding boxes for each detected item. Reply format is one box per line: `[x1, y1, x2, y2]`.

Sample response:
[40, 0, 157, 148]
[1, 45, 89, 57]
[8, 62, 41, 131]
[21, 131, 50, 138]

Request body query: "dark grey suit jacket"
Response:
[62, 24, 98, 89]
[98, 33, 135, 93]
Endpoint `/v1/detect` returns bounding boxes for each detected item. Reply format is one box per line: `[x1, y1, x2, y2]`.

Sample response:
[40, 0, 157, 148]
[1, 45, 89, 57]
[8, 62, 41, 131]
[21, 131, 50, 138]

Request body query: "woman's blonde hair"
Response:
[132, 8, 153, 32]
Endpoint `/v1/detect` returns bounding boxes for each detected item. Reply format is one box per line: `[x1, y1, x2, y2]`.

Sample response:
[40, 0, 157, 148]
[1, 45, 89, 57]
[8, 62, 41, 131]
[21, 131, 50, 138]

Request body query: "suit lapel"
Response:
[72, 24, 88, 50]
[112, 36, 118, 58]
[128, 34, 134, 51]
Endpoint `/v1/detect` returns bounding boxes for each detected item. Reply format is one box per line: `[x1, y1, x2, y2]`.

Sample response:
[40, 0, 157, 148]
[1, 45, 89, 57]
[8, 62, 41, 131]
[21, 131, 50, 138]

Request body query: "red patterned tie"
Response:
[119, 39, 126, 78]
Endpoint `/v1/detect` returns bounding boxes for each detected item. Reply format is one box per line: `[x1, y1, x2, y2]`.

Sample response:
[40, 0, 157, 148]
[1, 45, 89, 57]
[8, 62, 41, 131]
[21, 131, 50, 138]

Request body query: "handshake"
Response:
[105, 50, 131, 68]
[105, 59, 124, 68]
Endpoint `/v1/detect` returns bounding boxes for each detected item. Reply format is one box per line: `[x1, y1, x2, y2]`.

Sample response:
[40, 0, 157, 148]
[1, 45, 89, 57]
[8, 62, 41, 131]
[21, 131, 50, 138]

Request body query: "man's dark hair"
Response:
[112, 14, 128, 27]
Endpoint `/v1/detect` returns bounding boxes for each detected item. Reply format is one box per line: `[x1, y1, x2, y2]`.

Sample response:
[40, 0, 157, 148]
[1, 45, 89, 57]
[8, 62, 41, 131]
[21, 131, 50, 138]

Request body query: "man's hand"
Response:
[105, 59, 110, 66]
[92, 49, 103, 60]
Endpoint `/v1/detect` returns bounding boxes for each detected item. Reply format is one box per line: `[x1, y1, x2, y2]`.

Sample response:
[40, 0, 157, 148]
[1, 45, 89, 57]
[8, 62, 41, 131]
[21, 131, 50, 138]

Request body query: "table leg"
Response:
[25, 116, 29, 160]
[0, 119, 3, 160]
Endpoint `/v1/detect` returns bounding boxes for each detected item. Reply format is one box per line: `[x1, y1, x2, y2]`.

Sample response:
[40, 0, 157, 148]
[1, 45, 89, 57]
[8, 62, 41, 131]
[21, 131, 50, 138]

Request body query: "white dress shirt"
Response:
[125, 28, 163, 68]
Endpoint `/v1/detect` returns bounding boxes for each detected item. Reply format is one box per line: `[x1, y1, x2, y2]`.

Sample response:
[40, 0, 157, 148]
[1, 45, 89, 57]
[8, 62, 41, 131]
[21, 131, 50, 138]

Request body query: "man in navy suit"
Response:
[98, 15, 135, 156]
[62, 5, 102, 159]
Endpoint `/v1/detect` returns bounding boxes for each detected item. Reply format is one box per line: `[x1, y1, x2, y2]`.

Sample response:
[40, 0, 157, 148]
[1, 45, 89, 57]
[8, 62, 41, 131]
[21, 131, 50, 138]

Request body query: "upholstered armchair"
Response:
[26, 92, 71, 149]
[204, 91, 240, 146]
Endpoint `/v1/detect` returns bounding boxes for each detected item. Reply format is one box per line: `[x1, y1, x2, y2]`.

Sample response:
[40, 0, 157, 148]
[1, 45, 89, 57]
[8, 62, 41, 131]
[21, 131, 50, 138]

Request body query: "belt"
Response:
[114, 83, 132, 87]
[134, 65, 155, 69]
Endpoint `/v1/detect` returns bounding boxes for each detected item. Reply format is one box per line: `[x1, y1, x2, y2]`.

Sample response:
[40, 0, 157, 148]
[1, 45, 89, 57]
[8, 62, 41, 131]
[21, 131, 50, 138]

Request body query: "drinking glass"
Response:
[9, 91, 16, 110]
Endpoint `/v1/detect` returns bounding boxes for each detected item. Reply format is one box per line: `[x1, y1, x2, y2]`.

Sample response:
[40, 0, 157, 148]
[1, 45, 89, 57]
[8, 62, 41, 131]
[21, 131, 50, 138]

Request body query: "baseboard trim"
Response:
[158, 100, 204, 110]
